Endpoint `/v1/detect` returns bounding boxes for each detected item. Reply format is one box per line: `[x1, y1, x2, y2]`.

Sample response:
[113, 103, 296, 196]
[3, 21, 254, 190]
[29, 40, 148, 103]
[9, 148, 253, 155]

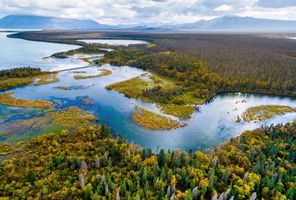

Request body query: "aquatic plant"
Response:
[133, 107, 186, 130]
[242, 105, 296, 122]
[0, 92, 52, 108]
[33, 73, 59, 86]
[74, 69, 112, 79]
[106, 74, 204, 118]
[0, 106, 97, 142]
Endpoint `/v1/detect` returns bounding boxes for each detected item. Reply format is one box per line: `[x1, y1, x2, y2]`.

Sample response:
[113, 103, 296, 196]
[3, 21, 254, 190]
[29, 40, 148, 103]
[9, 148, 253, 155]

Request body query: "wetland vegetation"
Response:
[133, 107, 185, 130]
[242, 105, 296, 122]
[74, 69, 112, 80]
[0, 68, 59, 91]
[0, 106, 97, 142]
[0, 92, 53, 108]
[33, 73, 59, 86]
[0, 31, 296, 199]
[106, 73, 203, 119]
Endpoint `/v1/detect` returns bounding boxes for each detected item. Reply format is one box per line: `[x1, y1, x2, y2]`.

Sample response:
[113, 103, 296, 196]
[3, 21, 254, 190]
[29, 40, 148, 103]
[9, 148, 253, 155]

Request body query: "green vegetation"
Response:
[0, 120, 295, 199]
[0, 106, 97, 142]
[106, 76, 150, 99]
[242, 105, 296, 122]
[0, 92, 52, 108]
[72, 71, 87, 74]
[56, 86, 69, 90]
[0, 68, 58, 91]
[0, 67, 42, 91]
[55, 85, 92, 90]
[133, 107, 185, 130]
[159, 104, 196, 119]
[0, 77, 34, 91]
[10, 31, 296, 97]
[74, 69, 112, 80]
[0, 67, 42, 78]
[106, 74, 203, 118]
[33, 73, 59, 86]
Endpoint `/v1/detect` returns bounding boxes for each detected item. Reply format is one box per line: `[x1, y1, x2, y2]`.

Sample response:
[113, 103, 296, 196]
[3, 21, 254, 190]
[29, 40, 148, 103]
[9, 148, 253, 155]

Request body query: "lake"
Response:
[1, 33, 296, 151]
[0, 32, 87, 71]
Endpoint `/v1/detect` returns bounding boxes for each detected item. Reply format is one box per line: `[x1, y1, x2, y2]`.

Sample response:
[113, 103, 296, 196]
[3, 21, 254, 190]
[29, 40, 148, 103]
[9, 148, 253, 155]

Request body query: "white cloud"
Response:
[238, 6, 296, 20]
[0, 0, 295, 25]
[214, 4, 233, 12]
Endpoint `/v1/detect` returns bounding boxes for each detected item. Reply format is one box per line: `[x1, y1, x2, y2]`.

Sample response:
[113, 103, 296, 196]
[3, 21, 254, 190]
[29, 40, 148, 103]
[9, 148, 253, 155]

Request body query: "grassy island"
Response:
[74, 69, 112, 80]
[242, 105, 296, 122]
[33, 73, 59, 86]
[106, 74, 204, 119]
[0, 68, 59, 91]
[0, 92, 53, 108]
[133, 107, 186, 130]
[106, 76, 151, 99]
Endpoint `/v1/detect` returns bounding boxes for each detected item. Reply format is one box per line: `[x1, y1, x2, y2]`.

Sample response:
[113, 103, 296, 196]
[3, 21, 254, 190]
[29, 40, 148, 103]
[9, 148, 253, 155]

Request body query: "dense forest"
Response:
[10, 31, 296, 97]
[2, 30, 295, 199]
[0, 122, 295, 199]
[0, 67, 42, 79]
[0, 67, 47, 91]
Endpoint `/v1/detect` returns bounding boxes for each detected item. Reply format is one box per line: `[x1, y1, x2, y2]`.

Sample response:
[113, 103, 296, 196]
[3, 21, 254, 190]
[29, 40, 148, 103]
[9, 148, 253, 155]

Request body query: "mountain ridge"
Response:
[1, 14, 296, 32]
[0, 15, 113, 30]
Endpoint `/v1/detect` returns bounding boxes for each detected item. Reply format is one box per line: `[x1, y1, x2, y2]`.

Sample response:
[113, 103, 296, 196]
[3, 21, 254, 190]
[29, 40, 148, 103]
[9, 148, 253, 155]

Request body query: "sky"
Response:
[0, 0, 295, 25]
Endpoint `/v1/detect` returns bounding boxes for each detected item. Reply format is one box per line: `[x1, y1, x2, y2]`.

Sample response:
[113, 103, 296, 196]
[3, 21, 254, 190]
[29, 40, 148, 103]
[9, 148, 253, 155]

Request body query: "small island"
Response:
[0, 92, 53, 108]
[33, 73, 59, 86]
[133, 107, 186, 130]
[74, 69, 112, 79]
[0, 67, 59, 91]
[106, 74, 204, 119]
[242, 105, 296, 122]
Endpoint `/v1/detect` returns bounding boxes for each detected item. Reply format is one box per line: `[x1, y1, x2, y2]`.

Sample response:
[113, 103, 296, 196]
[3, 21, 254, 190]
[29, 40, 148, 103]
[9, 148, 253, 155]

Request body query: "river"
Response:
[1, 32, 296, 151]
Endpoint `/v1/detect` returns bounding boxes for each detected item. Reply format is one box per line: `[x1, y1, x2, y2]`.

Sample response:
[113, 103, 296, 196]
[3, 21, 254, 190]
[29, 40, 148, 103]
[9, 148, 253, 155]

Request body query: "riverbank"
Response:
[242, 105, 296, 122]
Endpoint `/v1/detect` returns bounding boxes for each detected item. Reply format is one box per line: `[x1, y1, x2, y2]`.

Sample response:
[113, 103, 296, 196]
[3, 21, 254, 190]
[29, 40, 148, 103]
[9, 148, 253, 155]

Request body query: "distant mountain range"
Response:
[0, 15, 113, 30]
[0, 15, 296, 32]
[166, 16, 296, 32]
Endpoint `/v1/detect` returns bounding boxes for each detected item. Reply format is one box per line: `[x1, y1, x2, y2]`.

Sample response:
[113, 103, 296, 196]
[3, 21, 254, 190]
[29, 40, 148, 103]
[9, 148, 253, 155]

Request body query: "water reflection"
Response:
[0, 34, 295, 151]
[2, 65, 296, 151]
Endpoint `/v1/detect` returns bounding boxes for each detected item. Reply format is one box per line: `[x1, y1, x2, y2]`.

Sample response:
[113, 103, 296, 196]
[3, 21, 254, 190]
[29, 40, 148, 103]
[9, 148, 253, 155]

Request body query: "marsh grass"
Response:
[0, 77, 34, 91]
[74, 69, 112, 79]
[133, 107, 186, 130]
[34, 73, 59, 86]
[106, 74, 204, 118]
[106, 77, 150, 98]
[0, 92, 52, 108]
[0, 106, 97, 142]
[242, 105, 296, 122]
[159, 104, 196, 119]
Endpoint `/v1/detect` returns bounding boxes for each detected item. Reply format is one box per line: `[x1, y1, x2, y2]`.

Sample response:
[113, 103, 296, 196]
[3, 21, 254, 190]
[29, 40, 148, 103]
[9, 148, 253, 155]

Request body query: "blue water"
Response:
[0, 32, 86, 71]
[1, 33, 296, 151]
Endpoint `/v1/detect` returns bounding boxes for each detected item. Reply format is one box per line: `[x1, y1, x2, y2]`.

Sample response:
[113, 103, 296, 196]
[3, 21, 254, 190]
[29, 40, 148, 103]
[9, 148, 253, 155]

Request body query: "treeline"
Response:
[0, 67, 42, 79]
[0, 122, 295, 199]
[101, 49, 223, 101]
[0, 67, 46, 91]
[11, 31, 296, 97]
[100, 46, 296, 97]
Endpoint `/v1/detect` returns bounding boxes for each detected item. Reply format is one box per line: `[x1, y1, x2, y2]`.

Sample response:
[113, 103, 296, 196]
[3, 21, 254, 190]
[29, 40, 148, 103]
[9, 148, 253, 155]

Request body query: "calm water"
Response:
[1, 34, 296, 151]
[0, 32, 87, 71]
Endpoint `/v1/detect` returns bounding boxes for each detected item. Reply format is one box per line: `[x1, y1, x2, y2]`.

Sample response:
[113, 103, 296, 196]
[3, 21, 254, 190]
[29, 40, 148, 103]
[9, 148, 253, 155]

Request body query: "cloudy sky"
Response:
[0, 0, 295, 25]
